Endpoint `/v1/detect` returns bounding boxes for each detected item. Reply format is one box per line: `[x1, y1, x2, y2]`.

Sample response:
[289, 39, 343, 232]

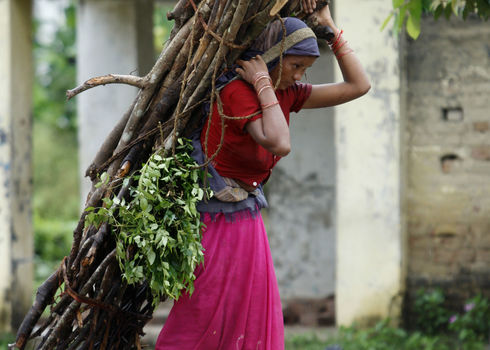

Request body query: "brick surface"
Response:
[473, 122, 489, 132]
[471, 146, 490, 161]
[405, 15, 490, 311]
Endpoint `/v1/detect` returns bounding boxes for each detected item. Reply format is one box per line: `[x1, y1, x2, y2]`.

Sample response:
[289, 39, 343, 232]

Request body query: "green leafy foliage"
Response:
[413, 288, 451, 335]
[0, 333, 15, 348]
[285, 319, 486, 349]
[32, 0, 79, 284]
[449, 294, 490, 344]
[411, 289, 490, 348]
[384, 0, 490, 39]
[87, 139, 211, 307]
[33, 0, 77, 131]
[153, 3, 175, 54]
[33, 215, 76, 285]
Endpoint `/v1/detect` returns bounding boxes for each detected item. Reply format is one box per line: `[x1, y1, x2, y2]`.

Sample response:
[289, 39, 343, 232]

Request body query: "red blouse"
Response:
[200, 80, 312, 188]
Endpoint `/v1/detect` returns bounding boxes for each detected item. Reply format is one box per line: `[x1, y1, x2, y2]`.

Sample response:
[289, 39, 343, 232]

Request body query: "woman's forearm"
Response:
[254, 87, 290, 156]
[330, 28, 371, 96]
[302, 6, 371, 109]
[246, 76, 290, 156]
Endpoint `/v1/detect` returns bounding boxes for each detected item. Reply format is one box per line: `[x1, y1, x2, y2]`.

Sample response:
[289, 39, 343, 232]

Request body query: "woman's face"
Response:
[270, 55, 317, 90]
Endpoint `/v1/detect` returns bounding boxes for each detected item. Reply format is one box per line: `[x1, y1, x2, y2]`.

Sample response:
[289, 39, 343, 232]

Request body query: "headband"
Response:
[262, 27, 318, 64]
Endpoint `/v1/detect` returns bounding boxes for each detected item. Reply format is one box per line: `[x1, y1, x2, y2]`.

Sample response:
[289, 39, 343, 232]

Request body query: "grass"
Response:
[0, 332, 15, 348]
[284, 322, 489, 350]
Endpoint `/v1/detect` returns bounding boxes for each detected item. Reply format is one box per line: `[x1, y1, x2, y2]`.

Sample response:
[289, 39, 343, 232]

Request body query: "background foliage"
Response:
[33, 0, 79, 284]
[32, 1, 174, 284]
[385, 0, 489, 39]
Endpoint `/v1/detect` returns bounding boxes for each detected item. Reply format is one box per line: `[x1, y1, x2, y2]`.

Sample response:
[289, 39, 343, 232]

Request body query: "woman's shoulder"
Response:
[219, 79, 259, 109]
[279, 82, 313, 112]
[221, 79, 255, 96]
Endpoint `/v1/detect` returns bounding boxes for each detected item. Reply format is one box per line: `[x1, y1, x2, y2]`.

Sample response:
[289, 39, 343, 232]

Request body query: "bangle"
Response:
[253, 75, 272, 89]
[333, 40, 348, 54]
[330, 29, 343, 49]
[252, 72, 270, 82]
[261, 100, 279, 110]
[257, 84, 273, 97]
[336, 49, 354, 59]
[253, 71, 268, 78]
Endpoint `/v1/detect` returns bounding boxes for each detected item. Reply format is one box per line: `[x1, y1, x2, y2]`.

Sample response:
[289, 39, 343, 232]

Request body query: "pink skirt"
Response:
[155, 211, 284, 350]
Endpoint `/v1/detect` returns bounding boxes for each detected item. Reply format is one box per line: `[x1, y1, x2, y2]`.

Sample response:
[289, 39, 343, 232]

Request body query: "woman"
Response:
[156, 3, 370, 349]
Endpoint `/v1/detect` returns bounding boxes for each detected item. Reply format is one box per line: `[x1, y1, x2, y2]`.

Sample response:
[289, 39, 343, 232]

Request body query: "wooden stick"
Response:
[84, 99, 136, 180]
[66, 74, 145, 100]
[14, 269, 62, 350]
[39, 250, 116, 350]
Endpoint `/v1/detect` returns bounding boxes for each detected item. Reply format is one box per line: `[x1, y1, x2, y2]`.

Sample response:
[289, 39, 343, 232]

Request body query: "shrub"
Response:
[413, 288, 451, 335]
[449, 294, 490, 344]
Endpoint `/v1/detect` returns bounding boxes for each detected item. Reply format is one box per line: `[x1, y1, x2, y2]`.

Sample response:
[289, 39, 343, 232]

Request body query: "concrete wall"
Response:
[77, 0, 154, 201]
[404, 16, 490, 311]
[0, 0, 33, 331]
[335, 0, 403, 326]
[267, 44, 337, 300]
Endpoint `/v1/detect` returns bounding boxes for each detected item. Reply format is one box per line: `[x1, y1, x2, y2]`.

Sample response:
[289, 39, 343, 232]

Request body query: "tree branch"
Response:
[66, 74, 146, 100]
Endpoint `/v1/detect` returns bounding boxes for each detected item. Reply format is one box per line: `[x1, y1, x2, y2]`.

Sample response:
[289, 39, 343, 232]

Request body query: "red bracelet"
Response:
[336, 49, 354, 59]
[330, 29, 343, 50]
[261, 100, 279, 110]
[333, 40, 348, 54]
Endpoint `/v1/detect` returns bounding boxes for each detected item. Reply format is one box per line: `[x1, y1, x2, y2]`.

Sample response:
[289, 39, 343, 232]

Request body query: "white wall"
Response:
[335, 0, 403, 325]
[77, 0, 154, 201]
[0, 0, 33, 331]
[267, 47, 337, 299]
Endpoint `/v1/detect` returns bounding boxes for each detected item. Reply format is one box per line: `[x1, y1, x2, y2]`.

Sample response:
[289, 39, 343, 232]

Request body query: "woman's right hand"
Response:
[301, 0, 317, 14]
[235, 55, 269, 86]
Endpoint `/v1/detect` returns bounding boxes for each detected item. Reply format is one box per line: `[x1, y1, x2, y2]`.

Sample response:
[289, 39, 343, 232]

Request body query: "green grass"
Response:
[33, 122, 79, 287]
[0, 332, 15, 348]
[284, 322, 489, 350]
[286, 332, 329, 349]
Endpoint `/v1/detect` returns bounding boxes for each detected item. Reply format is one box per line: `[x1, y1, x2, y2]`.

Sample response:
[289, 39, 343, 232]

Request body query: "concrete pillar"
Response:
[335, 0, 403, 325]
[77, 0, 154, 200]
[267, 46, 337, 300]
[0, 0, 33, 331]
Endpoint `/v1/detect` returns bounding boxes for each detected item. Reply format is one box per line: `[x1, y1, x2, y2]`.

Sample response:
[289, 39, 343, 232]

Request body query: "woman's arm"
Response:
[302, 4, 371, 109]
[235, 56, 291, 157]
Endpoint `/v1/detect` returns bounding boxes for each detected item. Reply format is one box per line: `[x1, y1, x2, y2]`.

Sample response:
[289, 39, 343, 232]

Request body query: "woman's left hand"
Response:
[311, 3, 339, 33]
[235, 55, 269, 86]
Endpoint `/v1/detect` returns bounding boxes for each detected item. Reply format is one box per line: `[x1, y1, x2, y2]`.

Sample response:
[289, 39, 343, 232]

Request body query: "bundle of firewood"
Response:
[12, 1, 330, 349]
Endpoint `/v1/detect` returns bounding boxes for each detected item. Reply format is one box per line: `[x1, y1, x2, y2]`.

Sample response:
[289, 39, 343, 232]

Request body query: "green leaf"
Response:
[444, 3, 453, 19]
[434, 4, 444, 19]
[393, 0, 404, 8]
[395, 6, 407, 34]
[406, 14, 421, 39]
[381, 13, 394, 31]
[140, 197, 148, 211]
[102, 197, 113, 208]
[406, 0, 422, 39]
[148, 249, 156, 265]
